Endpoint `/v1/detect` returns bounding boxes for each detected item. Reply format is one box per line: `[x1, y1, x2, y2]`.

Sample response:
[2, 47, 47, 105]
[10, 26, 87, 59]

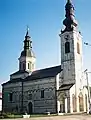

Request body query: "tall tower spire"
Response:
[62, 0, 77, 33]
[19, 27, 36, 72]
[24, 27, 32, 50]
[59, 0, 83, 113]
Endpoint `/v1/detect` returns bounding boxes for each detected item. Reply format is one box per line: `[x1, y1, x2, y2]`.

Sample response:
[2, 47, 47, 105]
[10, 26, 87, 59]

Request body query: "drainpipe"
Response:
[21, 81, 23, 114]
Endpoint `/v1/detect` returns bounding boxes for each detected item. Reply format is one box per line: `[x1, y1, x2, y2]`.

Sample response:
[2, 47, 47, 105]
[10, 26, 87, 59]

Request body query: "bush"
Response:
[0, 116, 4, 119]
[0, 112, 15, 119]
[1, 113, 9, 118]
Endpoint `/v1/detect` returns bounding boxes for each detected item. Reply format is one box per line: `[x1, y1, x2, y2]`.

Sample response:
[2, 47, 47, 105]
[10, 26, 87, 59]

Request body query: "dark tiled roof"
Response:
[58, 83, 74, 91]
[2, 65, 62, 86]
[25, 65, 61, 81]
[10, 70, 29, 76]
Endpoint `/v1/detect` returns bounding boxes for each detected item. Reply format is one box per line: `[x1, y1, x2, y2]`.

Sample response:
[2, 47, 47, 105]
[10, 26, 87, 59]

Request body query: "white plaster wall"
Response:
[70, 84, 75, 113]
[73, 31, 83, 91]
[60, 30, 85, 113]
[0, 99, 2, 111]
[60, 30, 83, 88]
[56, 73, 60, 90]
[83, 87, 88, 112]
[60, 31, 76, 85]
[70, 85, 88, 113]
[19, 56, 36, 72]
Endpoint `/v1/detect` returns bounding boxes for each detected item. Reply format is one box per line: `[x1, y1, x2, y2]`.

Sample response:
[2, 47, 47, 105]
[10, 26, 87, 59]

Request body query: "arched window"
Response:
[72, 94, 76, 112]
[23, 63, 25, 70]
[79, 92, 84, 111]
[28, 63, 30, 69]
[8, 93, 13, 102]
[65, 42, 70, 53]
[77, 42, 80, 54]
[41, 90, 44, 98]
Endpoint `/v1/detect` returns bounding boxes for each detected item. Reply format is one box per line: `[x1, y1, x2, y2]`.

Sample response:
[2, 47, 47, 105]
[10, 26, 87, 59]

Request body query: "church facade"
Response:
[2, 0, 88, 114]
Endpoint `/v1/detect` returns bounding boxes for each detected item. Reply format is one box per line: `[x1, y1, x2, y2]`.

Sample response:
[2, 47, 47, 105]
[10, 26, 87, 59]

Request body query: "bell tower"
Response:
[59, 0, 83, 87]
[19, 27, 36, 72]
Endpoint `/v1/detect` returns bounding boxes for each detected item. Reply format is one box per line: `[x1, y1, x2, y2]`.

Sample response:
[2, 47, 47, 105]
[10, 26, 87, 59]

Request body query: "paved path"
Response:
[2, 115, 91, 120]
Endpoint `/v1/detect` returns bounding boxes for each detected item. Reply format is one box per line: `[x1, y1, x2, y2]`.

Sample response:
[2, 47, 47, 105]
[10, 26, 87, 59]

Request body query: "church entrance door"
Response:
[60, 98, 65, 113]
[28, 102, 33, 114]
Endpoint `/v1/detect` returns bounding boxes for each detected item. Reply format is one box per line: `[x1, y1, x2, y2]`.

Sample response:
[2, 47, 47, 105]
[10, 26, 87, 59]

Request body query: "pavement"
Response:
[1, 115, 91, 120]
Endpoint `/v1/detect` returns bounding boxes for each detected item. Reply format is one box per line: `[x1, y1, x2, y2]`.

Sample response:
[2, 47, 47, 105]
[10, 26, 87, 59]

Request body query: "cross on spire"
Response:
[26, 25, 29, 36]
[24, 26, 32, 50]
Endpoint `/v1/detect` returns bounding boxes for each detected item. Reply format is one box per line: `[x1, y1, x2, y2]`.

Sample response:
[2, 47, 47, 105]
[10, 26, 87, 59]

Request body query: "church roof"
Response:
[20, 27, 35, 58]
[25, 65, 61, 81]
[58, 83, 74, 91]
[2, 65, 62, 85]
[10, 70, 29, 76]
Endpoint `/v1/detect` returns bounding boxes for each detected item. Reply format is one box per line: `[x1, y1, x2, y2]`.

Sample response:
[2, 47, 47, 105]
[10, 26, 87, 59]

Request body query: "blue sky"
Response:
[0, 0, 91, 88]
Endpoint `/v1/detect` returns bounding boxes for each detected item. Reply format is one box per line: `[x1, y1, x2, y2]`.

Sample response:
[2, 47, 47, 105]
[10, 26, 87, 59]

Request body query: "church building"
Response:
[2, 0, 88, 114]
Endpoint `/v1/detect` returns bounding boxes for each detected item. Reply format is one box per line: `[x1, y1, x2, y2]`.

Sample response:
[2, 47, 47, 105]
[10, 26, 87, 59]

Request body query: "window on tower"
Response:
[77, 42, 80, 54]
[28, 63, 30, 69]
[23, 63, 25, 70]
[65, 42, 70, 53]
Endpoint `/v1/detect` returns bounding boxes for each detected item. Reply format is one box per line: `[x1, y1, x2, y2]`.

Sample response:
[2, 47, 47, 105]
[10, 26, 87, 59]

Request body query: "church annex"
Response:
[2, 0, 88, 114]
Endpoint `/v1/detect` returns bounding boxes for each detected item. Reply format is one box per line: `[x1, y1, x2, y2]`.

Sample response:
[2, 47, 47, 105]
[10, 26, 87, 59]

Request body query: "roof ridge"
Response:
[33, 65, 61, 72]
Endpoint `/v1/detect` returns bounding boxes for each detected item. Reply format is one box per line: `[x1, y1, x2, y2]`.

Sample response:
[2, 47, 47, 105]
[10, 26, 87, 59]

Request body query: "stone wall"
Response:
[2, 82, 23, 113]
[23, 77, 57, 113]
[2, 76, 57, 114]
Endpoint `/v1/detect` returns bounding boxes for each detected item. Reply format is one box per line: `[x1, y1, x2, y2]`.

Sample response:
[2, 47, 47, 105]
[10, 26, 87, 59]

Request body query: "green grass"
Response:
[29, 114, 57, 118]
[0, 113, 57, 119]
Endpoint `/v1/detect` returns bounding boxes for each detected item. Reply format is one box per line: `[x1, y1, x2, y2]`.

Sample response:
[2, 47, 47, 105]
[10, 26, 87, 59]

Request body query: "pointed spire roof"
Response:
[25, 26, 30, 38]
[62, 0, 77, 33]
[24, 26, 32, 50]
[20, 27, 35, 58]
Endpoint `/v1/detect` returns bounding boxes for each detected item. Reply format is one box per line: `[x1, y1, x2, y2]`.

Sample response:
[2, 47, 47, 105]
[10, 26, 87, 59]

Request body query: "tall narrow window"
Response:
[65, 42, 70, 53]
[77, 42, 80, 54]
[9, 93, 13, 102]
[72, 94, 76, 112]
[23, 63, 25, 70]
[41, 90, 44, 98]
[28, 63, 30, 69]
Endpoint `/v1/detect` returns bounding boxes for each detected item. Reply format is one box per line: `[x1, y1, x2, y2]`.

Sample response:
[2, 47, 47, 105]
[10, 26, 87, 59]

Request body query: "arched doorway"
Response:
[79, 92, 84, 112]
[28, 102, 33, 114]
[72, 94, 76, 112]
[60, 97, 65, 113]
[85, 94, 87, 111]
[60, 92, 66, 113]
